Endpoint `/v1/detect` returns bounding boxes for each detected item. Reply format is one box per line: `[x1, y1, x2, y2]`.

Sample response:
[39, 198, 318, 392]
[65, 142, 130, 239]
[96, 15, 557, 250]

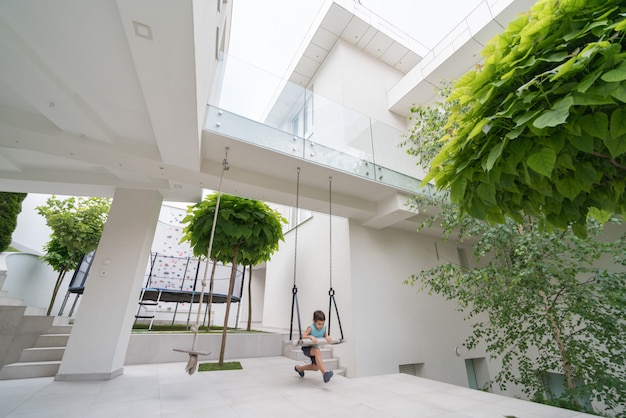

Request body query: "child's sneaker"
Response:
[294, 366, 304, 377]
[323, 370, 333, 383]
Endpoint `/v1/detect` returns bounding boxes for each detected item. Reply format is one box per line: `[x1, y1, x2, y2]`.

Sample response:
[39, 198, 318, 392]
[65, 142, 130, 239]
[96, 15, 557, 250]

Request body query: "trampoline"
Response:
[59, 252, 245, 329]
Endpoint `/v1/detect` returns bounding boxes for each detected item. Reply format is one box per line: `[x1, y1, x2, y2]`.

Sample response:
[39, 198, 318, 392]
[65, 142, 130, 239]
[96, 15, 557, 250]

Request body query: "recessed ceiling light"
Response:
[133, 21, 153, 40]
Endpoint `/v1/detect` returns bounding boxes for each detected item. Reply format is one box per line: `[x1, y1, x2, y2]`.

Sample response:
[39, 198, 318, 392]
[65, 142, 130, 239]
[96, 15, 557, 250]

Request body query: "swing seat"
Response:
[173, 348, 211, 356]
[293, 337, 345, 347]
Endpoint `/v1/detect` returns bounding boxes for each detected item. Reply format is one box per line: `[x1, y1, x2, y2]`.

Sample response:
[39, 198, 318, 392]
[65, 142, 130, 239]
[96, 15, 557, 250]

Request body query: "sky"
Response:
[229, 0, 484, 74]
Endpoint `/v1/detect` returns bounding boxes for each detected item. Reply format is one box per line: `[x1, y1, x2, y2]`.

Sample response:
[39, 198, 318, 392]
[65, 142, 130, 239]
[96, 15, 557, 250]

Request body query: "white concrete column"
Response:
[56, 188, 162, 381]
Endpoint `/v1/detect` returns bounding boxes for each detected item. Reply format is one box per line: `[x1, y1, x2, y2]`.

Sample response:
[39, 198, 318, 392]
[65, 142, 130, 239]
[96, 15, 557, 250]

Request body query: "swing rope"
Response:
[289, 168, 303, 342]
[327, 176, 344, 341]
[174, 147, 229, 375]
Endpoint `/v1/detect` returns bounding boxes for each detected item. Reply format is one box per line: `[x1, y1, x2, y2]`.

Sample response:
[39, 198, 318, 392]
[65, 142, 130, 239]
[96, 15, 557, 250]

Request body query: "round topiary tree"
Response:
[181, 192, 286, 365]
[425, 0, 626, 237]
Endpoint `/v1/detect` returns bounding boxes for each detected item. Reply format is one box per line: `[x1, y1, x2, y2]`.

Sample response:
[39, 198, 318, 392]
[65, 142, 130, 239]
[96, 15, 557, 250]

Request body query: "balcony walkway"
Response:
[0, 356, 598, 417]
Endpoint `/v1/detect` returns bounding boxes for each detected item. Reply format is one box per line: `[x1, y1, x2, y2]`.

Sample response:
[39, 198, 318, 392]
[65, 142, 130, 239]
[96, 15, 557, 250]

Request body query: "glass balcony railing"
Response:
[205, 54, 441, 198]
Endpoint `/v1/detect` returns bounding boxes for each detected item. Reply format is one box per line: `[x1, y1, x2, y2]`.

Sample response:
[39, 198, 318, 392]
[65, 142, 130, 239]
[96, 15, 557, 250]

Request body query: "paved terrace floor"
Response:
[0, 356, 598, 418]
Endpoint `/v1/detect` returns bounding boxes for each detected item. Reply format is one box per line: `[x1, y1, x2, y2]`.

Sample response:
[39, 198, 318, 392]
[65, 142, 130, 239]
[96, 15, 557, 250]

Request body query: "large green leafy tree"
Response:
[36, 196, 110, 315]
[181, 193, 286, 365]
[425, 0, 626, 237]
[0, 192, 27, 253]
[404, 90, 626, 415]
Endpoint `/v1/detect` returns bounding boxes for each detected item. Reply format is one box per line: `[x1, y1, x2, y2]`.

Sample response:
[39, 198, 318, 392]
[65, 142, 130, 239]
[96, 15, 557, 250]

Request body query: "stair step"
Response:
[35, 334, 70, 348]
[24, 306, 47, 316]
[0, 290, 8, 297]
[0, 361, 60, 380]
[0, 296, 25, 306]
[19, 347, 65, 362]
[49, 325, 73, 334]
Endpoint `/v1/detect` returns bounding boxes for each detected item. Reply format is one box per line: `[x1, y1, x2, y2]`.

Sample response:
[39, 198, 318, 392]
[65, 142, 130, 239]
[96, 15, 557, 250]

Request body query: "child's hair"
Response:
[313, 310, 325, 322]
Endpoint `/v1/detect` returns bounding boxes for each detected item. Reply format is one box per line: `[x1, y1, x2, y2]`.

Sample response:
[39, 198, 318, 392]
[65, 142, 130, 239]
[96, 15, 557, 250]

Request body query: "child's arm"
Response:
[302, 326, 317, 343]
[324, 327, 332, 343]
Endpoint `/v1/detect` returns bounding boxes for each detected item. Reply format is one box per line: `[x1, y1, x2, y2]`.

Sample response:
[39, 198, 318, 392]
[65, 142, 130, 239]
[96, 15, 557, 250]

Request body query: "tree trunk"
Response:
[46, 269, 67, 316]
[219, 244, 239, 366]
[205, 260, 218, 332]
[538, 290, 578, 405]
[246, 264, 252, 331]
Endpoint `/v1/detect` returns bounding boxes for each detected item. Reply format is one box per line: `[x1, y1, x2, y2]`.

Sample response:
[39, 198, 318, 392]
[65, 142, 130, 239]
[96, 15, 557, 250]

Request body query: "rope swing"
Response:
[289, 168, 303, 342]
[326, 176, 344, 343]
[289, 171, 344, 346]
[173, 147, 229, 375]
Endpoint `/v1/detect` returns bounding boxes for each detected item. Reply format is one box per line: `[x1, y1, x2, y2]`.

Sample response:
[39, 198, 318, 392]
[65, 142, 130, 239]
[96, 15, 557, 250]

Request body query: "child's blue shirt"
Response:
[310, 324, 326, 338]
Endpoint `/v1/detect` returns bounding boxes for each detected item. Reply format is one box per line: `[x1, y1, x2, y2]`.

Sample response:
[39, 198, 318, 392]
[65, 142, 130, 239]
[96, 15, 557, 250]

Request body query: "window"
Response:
[290, 90, 314, 139]
[465, 358, 490, 391]
[399, 363, 424, 377]
[287, 207, 312, 231]
[538, 371, 591, 408]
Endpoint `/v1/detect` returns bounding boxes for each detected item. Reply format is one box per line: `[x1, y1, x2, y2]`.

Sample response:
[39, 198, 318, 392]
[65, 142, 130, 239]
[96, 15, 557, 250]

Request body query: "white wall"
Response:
[263, 214, 353, 348]
[314, 40, 406, 130]
[11, 193, 55, 255]
[238, 265, 266, 328]
[311, 40, 425, 180]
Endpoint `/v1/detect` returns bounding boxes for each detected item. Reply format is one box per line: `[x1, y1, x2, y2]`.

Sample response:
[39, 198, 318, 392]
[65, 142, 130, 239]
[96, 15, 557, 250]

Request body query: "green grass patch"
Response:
[198, 361, 242, 372]
[4, 246, 20, 252]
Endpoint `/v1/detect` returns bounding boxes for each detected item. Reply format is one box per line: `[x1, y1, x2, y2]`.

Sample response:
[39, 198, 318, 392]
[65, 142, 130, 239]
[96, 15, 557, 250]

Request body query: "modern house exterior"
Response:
[2, 0, 583, 405]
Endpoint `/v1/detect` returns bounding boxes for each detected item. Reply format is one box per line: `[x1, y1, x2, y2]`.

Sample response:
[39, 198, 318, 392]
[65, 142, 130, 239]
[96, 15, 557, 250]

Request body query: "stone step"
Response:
[0, 295, 25, 306]
[0, 361, 60, 380]
[0, 290, 8, 297]
[24, 306, 47, 316]
[19, 347, 65, 362]
[35, 334, 70, 348]
[49, 325, 73, 334]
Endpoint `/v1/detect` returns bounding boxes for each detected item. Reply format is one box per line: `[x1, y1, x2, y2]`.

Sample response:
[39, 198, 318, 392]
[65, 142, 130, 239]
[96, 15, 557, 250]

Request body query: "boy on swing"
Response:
[294, 310, 334, 383]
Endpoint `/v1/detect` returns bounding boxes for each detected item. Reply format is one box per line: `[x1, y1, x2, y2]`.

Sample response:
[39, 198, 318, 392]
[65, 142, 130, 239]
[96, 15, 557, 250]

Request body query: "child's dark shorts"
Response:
[302, 346, 317, 365]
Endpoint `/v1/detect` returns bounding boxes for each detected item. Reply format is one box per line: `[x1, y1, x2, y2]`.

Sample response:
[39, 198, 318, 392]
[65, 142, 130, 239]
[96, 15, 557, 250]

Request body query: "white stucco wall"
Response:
[348, 221, 485, 384]
[263, 214, 353, 368]
[11, 193, 56, 255]
[311, 40, 427, 180]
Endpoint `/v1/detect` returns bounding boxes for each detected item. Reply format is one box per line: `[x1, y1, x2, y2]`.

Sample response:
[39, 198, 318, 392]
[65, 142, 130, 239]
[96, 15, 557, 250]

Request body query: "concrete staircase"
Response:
[282, 340, 346, 377]
[0, 323, 71, 380]
[0, 268, 72, 380]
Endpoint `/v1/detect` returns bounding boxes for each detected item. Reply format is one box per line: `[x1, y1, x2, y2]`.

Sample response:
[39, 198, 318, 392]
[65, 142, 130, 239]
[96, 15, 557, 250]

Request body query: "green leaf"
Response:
[601, 68, 626, 82]
[575, 162, 597, 183]
[449, 177, 468, 203]
[485, 141, 506, 171]
[603, 134, 626, 158]
[477, 182, 497, 205]
[569, 134, 595, 153]
[532, 96, 573, 129]
[610, 83, 626, 103]
[581, 112, 609, 138]
[610, 108, 626, 139]
[556, 177, 583, 200]
[527, 148, 556, 177]
[576, 71, 601, 93]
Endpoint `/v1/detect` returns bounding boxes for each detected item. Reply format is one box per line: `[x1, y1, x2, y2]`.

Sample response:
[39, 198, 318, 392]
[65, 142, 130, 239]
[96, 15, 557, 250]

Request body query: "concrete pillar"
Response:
[55, 189, 162, 381]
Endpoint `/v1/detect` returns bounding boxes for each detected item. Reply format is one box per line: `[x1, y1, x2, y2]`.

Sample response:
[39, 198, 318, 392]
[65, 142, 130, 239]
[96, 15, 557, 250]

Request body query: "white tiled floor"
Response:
[0, 356, 599, 418]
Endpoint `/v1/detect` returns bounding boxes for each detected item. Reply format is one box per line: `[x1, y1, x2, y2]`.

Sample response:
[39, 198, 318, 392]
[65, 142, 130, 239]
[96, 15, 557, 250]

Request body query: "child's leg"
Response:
[295, 346, 320, 374]
[296, 363, 319, 372]
[311, 347, 326, 374]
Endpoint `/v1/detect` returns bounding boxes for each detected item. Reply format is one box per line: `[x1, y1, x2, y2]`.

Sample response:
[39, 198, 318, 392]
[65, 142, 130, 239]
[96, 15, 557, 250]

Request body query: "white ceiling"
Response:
[0, 0, 217, 201]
